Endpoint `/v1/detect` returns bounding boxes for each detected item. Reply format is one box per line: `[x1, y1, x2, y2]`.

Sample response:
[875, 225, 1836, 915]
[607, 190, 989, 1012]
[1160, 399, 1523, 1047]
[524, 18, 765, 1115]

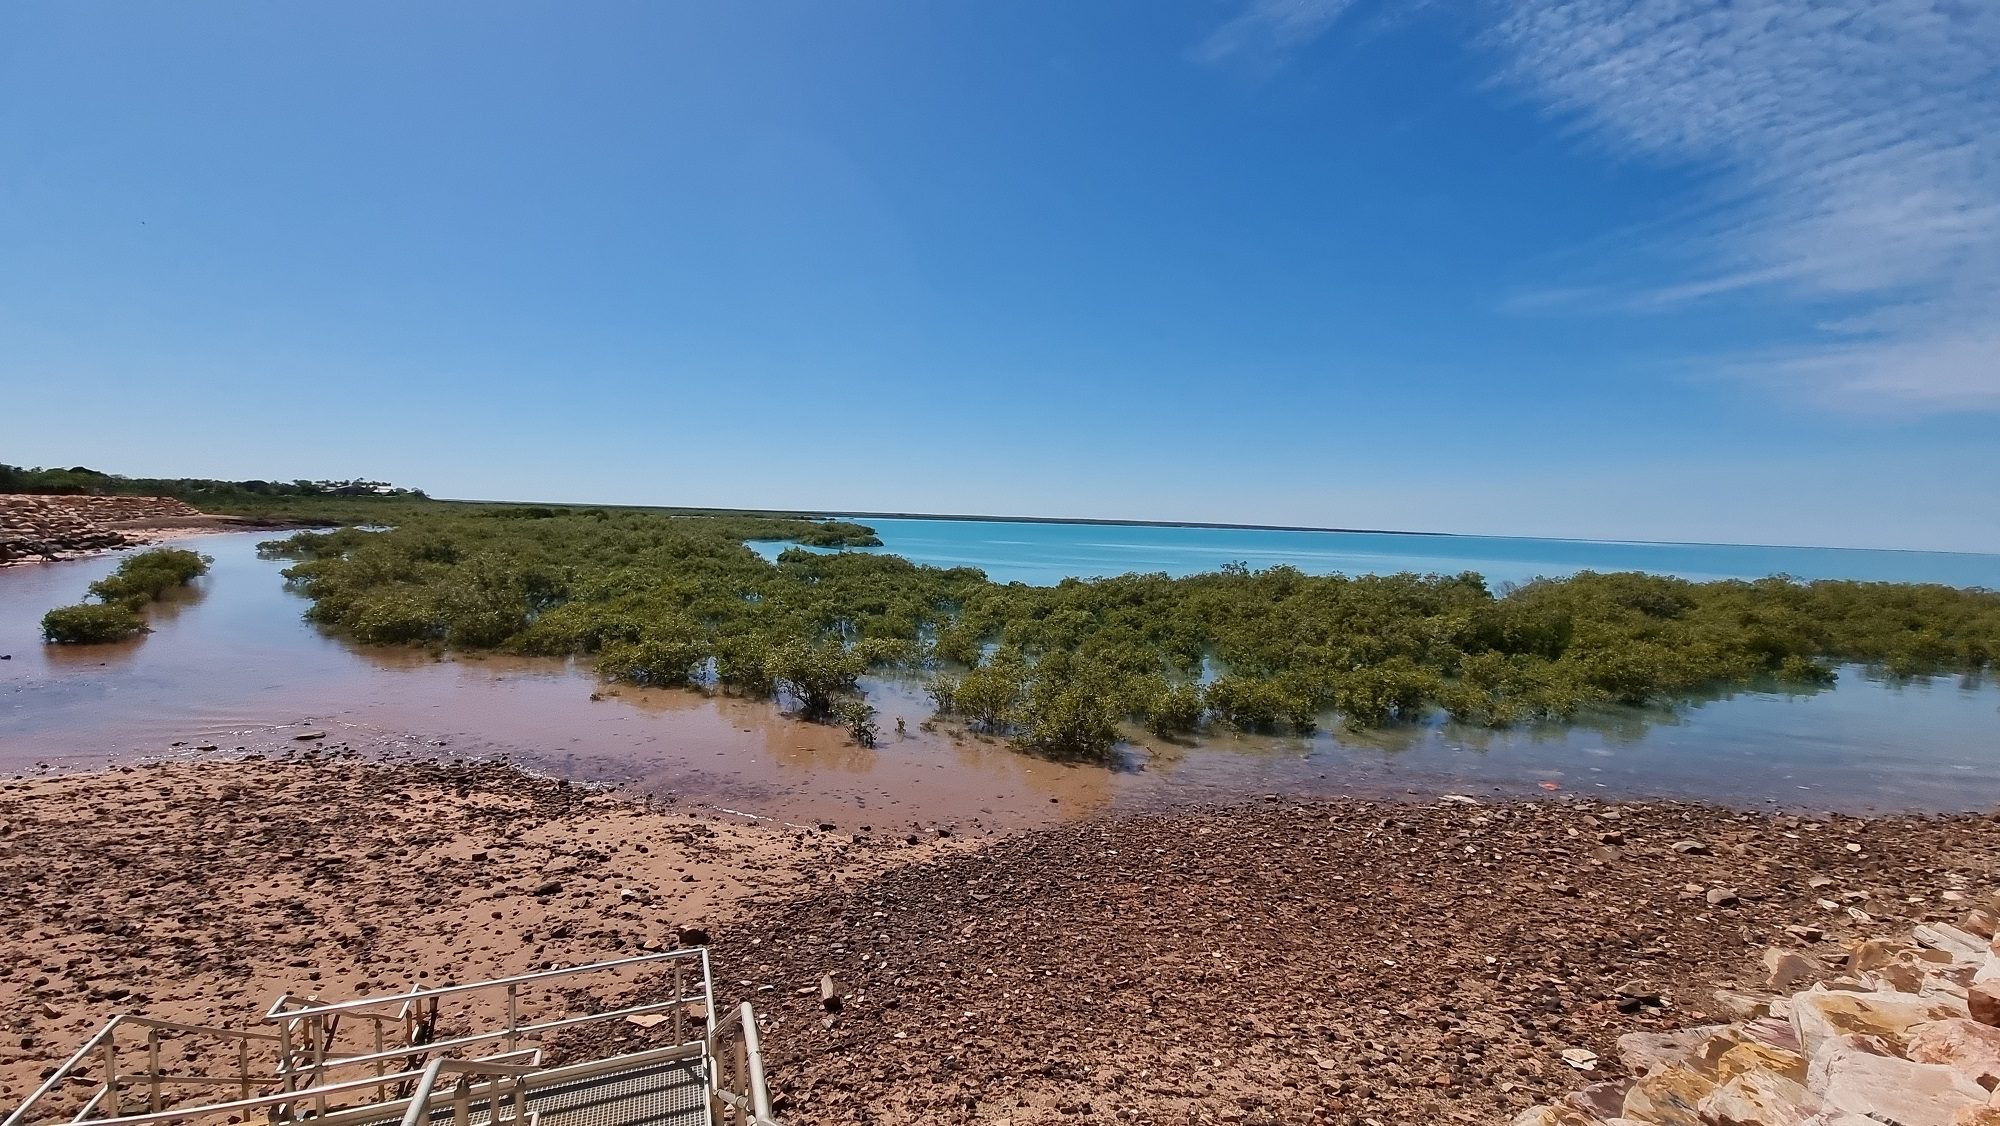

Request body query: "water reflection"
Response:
[37, 633, 149, 670]
[134, 580, 212, 629]
[3, 532, 1998, 817]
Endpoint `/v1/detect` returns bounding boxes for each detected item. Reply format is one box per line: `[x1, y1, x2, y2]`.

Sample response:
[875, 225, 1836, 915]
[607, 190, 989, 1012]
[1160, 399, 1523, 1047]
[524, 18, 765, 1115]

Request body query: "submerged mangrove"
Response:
[251, 504, 2000, 759]
[41, 546, 212, 643]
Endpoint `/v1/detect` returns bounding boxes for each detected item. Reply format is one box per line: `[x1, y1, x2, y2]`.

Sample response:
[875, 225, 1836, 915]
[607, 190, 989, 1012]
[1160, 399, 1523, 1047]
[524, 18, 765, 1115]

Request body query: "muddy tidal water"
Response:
[4, 531, 1999, 823]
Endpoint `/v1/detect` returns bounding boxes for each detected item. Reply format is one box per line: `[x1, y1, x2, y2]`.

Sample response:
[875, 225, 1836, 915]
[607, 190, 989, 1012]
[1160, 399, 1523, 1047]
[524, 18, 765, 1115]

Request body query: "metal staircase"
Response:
[3, 950, 777, 1126]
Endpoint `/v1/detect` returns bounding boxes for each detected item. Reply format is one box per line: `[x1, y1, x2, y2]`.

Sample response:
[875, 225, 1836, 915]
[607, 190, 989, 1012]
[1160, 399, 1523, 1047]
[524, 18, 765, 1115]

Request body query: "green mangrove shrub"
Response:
[1143, 679, 1205, 736]
[41, 603, 147, 644]
[834, 697, 879, 747]
[766, 638, 865, 719]
[87, 547, 211, 607]
[43, 547, 212, 644]
[250, 505, 2000, 752]
[1010, 655, 1123, 759]
[599, 637, 710, 687]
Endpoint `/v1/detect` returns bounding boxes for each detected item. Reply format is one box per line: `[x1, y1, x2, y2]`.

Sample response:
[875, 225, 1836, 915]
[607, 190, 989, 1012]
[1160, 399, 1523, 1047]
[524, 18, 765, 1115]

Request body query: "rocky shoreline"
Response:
[686, 796, 2000, 1125]
[1514, 907, 2000, 1126]
[2, 756, 1997, 1125]
[0, 493, 302, 564]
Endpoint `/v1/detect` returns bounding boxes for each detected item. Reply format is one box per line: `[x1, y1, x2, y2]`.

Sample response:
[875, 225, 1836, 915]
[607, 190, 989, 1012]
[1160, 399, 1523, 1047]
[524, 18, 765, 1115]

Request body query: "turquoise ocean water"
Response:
[750, 516, 2000, 588]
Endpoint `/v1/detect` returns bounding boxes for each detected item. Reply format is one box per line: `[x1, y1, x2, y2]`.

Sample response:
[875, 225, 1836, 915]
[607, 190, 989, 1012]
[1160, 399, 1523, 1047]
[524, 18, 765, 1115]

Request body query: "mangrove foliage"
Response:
[42, 547, 212, 643]
[254, 506, 2000, 759]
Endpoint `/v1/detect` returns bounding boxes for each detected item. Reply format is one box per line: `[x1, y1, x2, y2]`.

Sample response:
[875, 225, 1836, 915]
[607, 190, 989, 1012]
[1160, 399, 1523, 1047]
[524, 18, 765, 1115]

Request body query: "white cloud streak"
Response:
[1204, 0, 2000, 411]
[1192, 0, 1361, 66]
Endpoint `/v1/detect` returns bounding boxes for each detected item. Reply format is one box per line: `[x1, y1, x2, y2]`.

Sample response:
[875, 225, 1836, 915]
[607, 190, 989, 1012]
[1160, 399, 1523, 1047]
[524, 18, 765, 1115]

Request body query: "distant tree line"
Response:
[0, 463, 426, 502]
[255, 506, 2000, 760]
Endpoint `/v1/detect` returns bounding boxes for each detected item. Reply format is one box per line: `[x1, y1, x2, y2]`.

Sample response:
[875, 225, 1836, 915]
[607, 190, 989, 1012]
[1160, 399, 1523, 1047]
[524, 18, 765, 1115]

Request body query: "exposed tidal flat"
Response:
[11, 753, 2000, 1124]
[3, 526, 1996, 816]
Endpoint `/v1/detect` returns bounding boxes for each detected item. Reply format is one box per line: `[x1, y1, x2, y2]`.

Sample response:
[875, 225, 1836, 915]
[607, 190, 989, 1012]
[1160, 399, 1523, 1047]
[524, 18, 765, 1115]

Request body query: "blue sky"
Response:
[2, 1, 1996, 552]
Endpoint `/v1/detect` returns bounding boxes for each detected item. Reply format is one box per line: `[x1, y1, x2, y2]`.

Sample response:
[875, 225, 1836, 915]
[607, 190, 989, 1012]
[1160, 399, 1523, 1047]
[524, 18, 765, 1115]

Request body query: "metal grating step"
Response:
[524, 1058, 709, 1126]
[343, 1057, 709, 1126]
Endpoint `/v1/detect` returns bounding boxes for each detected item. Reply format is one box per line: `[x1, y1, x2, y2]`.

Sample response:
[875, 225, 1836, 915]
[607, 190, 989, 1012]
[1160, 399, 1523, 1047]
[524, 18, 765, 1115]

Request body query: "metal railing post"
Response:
[276, 1016, 294, 1095]
[311, 1015, 329, 1118]
[734, 1035, 748, 1114]
[737, 1003, 774, 1123]
[146, 1027, 162, 1113]
[701, 950, 716, 1033]
[672, 963, 685, 1047]
[505, 984, 518, 1052]
[102, 1036, 121, 1118]
[705, 1016, 726, 1125]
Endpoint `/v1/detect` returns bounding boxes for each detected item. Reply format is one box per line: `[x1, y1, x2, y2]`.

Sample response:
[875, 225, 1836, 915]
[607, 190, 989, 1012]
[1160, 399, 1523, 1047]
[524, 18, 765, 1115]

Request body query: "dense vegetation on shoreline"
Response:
[0, 462, 895, 534]
[0, 463, 426, 507]
[256, 506, 2000, 758]
[41, 547, 212, 643]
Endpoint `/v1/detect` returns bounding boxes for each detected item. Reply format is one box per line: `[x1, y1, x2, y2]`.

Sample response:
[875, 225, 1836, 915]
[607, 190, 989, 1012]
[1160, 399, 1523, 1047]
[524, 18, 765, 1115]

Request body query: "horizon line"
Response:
[435, 496, 2000, 561]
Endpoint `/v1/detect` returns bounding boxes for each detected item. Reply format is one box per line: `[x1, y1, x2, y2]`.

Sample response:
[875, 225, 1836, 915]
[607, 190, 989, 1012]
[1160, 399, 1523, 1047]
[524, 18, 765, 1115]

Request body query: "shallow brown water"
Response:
[0, 535, 1126, 829]
[4, 533, 1998, 819]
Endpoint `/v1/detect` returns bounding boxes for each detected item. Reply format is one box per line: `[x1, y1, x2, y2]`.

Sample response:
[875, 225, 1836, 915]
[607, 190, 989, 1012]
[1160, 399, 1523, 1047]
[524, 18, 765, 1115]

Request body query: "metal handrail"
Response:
[265, 950, 709, 1023]
[32, 1066, 431, 1126]
[9, 949, 732, 1126]
[2, 1017, 282, 1126]
[299, 997, 706, 1076]
[296, 1051, 542, 1126]
[15, 1050, 543, 1126]
[4, 1018, 124, 1126]
[395, 1059, 542, 1126]
[736, 1003, 775, 1125]
[707, 1004, 779, 1126]
[264, 949, 711, 1100]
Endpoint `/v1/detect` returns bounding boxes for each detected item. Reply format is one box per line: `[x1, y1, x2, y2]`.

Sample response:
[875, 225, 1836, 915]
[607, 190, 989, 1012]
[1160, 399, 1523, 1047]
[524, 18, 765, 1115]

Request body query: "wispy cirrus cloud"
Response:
[1191, 0, 1361, 67]
[1201, 0, 2000, 412]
